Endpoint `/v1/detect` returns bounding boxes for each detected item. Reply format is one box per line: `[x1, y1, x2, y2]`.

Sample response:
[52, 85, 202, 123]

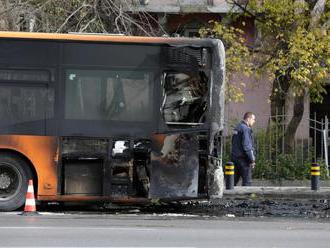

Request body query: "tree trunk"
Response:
[284, 93, 305, 153]
[270, 73, 290, 118]
[280, 0, 325, 154]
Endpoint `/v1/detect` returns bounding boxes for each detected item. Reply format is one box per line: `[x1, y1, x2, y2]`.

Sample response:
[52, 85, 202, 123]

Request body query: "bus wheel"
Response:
[0, 154, 32, 211]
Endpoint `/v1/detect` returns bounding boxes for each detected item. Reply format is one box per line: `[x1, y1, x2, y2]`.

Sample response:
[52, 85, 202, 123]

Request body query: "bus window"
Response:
[65, 70, 152, 122]
[0, 84, 53, 133]
[162, 71, 208, 126]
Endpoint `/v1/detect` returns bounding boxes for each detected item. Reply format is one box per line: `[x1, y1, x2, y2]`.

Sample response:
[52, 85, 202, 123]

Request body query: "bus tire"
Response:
[0, 154, 33, 211]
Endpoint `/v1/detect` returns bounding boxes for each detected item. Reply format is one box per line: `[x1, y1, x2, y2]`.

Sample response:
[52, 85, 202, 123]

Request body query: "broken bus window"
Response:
[162, 71, 208, 126]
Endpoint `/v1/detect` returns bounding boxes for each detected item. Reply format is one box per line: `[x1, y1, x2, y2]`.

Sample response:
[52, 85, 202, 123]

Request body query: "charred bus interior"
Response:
[60, 138, 150, 197]
[58, 133, 210, 199]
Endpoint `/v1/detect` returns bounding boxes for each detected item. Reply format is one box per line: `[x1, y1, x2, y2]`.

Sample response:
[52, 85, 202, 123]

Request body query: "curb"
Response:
[224, 186, 330, 199]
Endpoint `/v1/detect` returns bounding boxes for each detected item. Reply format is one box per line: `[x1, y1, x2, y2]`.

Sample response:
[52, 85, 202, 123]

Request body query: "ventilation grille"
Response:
[164, 47, 201, 69]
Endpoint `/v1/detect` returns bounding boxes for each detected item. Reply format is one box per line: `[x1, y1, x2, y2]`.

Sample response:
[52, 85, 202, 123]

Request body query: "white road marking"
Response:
[0, 226, 155, 231]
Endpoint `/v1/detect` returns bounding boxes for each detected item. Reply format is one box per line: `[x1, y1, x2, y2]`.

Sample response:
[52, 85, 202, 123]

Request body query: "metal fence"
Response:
[222, 113, 330, 181]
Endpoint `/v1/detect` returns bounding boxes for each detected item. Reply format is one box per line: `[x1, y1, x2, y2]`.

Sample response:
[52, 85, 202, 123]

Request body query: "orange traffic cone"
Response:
[22, 179, 38, 215]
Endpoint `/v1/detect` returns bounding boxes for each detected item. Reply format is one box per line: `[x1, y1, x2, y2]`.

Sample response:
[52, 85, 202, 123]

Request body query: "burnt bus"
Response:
[0, 32, 225, 211]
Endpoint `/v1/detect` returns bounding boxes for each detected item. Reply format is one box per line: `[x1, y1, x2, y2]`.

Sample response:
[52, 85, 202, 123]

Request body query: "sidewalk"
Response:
[224, 186, 330, 199]
[252, 179, 330, 187]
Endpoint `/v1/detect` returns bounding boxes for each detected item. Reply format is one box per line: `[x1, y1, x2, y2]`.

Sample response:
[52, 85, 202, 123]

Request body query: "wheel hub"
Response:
[0, 173, 12, 189]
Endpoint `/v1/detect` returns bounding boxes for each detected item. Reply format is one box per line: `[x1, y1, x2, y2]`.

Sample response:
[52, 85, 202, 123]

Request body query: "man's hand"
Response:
[250, 162, 256, 169]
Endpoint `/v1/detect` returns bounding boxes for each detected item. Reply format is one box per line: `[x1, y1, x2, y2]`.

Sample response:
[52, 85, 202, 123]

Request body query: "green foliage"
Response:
[200, 21, 252, 102]
[243, 0, 330, 102]
[202, 0, 330, 103]
[210, 1, 330, 179]
[252, 128, 314, 181]
[223, 128, 329, 181]
[254, 153, 329, 181]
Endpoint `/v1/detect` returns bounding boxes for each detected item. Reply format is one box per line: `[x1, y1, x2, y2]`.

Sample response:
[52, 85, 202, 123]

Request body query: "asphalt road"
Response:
[1, 212, 330, 247]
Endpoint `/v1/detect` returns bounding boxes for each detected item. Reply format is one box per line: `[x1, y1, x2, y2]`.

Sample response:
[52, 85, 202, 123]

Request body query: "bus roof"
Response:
[0, 31, 214, 47]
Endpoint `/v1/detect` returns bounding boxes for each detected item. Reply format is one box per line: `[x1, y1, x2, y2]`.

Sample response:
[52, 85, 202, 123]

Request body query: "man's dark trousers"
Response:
[233, 158, 252, 186]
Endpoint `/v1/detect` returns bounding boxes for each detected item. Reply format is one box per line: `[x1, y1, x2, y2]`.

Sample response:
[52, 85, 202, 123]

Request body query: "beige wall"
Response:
[225, 74, 272, 134]
[225, 74, 310, 139]
[130, 0, 231, 13]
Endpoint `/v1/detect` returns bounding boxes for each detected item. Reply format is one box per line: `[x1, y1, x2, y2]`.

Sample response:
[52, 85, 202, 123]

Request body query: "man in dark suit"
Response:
[231, 112, 256, 186]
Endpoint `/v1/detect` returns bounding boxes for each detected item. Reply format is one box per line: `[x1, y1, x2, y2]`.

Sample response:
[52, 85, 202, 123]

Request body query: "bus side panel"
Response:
[149, 133, 199, 199]
[0, 135, 58, 197]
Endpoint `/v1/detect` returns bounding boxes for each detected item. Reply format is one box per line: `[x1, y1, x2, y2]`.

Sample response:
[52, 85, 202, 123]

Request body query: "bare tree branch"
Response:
[56, 4, 92, 33]
[1, 0, 166, 36]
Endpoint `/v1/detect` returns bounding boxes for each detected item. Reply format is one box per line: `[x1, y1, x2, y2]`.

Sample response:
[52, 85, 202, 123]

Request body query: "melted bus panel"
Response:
[149, 133, 200, 198]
